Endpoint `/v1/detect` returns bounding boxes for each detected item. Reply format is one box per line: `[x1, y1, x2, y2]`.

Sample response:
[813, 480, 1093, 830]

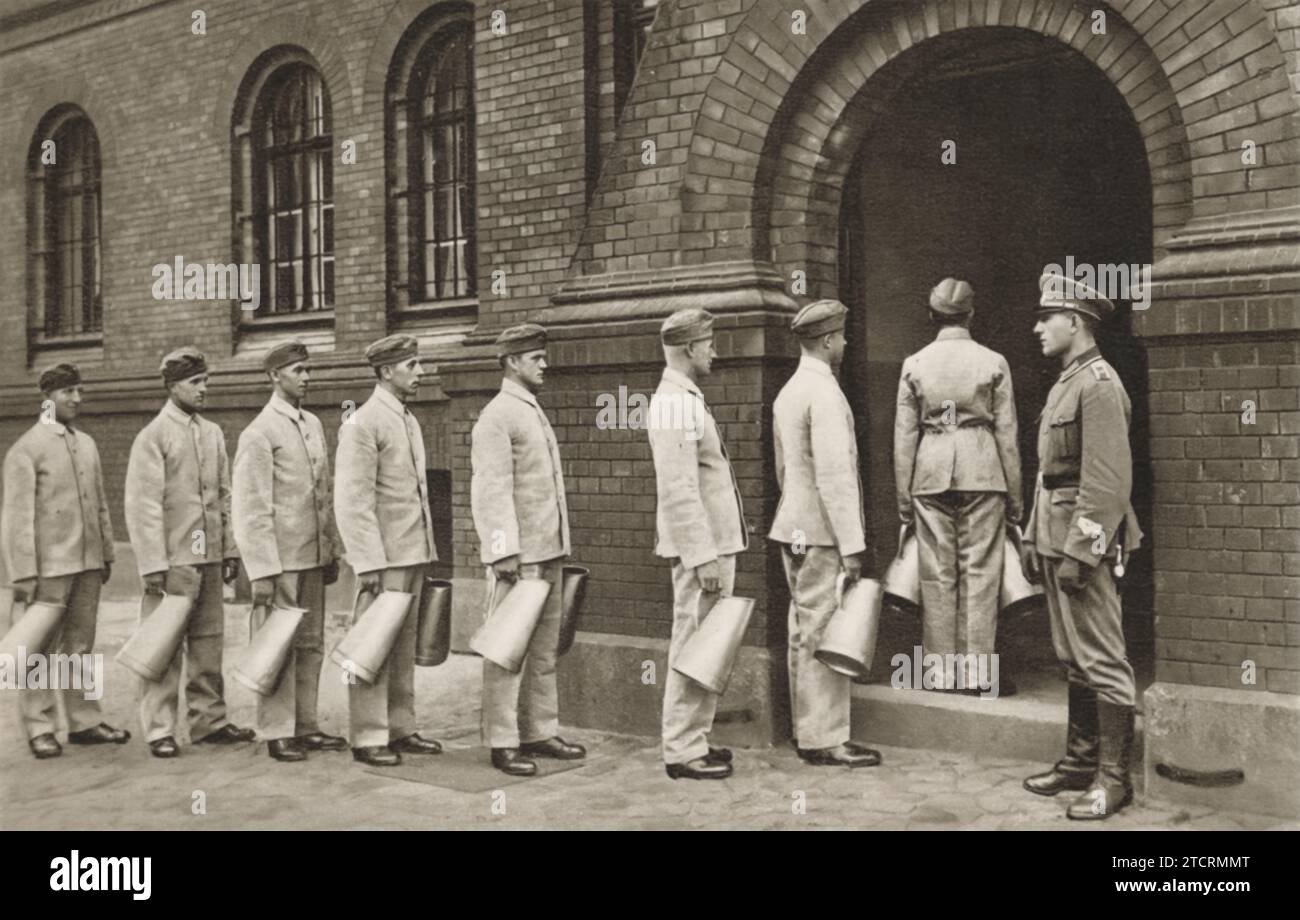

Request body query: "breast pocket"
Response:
[1049, 411, 1080, 460]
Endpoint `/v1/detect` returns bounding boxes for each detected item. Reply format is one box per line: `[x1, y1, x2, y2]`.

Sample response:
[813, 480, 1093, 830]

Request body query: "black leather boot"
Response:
[1068, 700, 1135, 820]
[1024, 683, 1098, 796]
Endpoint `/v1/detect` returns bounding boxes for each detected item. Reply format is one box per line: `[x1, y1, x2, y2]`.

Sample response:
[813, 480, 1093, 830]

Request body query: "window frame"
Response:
[232, 48, 336, 331]
[27, 107, 104, 346]
[384, 6, 479, 322]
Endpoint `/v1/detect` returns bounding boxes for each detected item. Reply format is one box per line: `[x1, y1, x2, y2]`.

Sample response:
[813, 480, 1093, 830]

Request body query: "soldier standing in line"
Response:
[647, 308, 747, 781]
[232, 341, 347, 763]
[334, 334, 443, 767]
[1021, 273, 1143, 820]
[470, 323, 586, 777]
[2, 363, 131, 758]
[893, 278, 1022, 694]
[124, 347, 255, 758]
[770, 300, 881, 768]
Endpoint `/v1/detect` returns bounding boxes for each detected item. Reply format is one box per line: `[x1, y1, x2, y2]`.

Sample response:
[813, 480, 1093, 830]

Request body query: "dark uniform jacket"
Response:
[1025, 347, 1143, 564]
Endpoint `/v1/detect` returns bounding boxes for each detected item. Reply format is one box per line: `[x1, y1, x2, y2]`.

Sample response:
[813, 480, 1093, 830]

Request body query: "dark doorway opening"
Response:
[838, 28, 1155, 696]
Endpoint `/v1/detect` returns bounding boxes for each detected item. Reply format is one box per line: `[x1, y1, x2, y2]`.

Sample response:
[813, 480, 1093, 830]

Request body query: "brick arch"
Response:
[8, 70, 127, 175]
[207, 14, 356, 144]
[680, 0, 1300, 298]
[360, 0, 474, 102]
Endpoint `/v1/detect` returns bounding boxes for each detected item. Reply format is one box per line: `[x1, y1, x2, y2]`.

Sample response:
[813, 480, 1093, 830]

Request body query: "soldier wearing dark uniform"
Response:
[1021, 273, 1143, 820]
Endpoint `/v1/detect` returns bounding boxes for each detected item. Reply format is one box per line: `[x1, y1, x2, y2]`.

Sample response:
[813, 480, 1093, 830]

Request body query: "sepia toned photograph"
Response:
[0, 0, 1297, 855]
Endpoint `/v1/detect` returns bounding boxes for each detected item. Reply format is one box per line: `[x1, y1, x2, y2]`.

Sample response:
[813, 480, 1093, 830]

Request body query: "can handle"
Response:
[896, 524, 911, 560]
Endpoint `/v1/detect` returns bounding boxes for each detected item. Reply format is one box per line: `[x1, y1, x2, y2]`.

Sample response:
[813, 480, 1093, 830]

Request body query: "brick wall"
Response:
[1147, 336, 1300, 694]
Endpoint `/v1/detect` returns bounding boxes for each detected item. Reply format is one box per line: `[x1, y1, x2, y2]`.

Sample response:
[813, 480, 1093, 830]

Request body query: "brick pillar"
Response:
[1137, 209, 1300, 817]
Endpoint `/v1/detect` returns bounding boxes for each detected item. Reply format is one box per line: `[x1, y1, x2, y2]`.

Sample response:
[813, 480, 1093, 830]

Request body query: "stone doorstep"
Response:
[850, 681, 1146, 782]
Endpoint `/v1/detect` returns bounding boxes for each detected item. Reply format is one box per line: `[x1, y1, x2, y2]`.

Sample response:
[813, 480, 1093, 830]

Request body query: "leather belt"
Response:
[1042, 474, 1079, 490]
[921, 419, 993, 433]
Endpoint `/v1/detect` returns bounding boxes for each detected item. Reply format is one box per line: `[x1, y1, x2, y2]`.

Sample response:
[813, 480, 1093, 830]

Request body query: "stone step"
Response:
[850, 678, 1146, 784]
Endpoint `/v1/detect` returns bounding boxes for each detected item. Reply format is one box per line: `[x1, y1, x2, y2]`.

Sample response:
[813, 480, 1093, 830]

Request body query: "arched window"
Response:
[28, 107, 102, 339]
[409, 26, 473, 301]
[234, 52, 334, 318]
[386, 9, 476, 314]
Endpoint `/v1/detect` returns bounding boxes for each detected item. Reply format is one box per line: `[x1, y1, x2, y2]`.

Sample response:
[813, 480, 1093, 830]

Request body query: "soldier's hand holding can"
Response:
[1019, 540, 1041, 586]
[357, 570, 382, 595]
[251, 577, 274, 608]
[492, 555, 520, 586]
[695, 559, 721, 594]
[142, 571, 166, 595]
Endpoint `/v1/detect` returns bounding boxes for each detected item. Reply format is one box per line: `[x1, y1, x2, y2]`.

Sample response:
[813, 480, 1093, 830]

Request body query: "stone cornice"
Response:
[1138, 208, 1300, 338]
[537, 260, 801, 328]
[1153, 208, 1300, 281]
[0, 0, 175, 56]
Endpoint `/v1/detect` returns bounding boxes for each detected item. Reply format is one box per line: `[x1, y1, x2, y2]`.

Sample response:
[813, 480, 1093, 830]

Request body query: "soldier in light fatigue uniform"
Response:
[124, 347, 255, 758]
[232, 340, 346, 763]
[647, 308, 747, 781]
[333, 334, 444, 767]
[2, 363, 131, 759]
[471, 323, 585, 777]
[770, 300, 881, 769]
[894, 278, 1022, 694]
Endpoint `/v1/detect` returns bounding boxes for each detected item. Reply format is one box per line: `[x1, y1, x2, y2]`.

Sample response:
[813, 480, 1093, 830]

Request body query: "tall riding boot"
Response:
[1067, 700, 1135, 820]
[1023, 683, 1098, 796]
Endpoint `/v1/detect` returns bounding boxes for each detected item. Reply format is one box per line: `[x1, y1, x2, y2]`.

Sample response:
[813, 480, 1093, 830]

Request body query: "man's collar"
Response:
[371, 384, 408, 417]
[936, 327, 972, 342]
[268, 392, 303, 422]
[162, 400, 198, 425]
[660, 366, 702, 398]
[797, 354, 833, 377]
[1061, 346, 1103, 381]
[500, 376, 540, 408]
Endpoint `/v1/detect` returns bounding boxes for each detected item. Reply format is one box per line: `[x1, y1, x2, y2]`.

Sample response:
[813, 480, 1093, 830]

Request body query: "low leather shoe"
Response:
[491, 748, 538, 776]
[67, 723, 131, 745]
[519, 736, 586, 760]
[29, 733, 62, 759]
[665, 757, 732, 780]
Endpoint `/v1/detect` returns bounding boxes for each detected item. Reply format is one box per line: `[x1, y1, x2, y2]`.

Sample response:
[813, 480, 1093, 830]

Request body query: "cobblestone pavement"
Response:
[2, 601, 1296, 831]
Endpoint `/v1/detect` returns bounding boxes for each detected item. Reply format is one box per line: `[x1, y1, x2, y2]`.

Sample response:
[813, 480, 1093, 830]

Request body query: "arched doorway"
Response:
[836, 27, 1155, 692]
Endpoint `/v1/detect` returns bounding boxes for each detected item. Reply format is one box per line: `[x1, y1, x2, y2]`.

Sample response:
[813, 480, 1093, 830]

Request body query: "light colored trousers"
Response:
[914, 490, 1004, 689]
[252, 568, 326, 741]
[782, 545, 850, 750]
[348, 564, 423, 749]
[138, 563, 230, 744]
[1042, 555, 1136, 706]
[662, 554, 736, 765]
[19, 569, 105, 739]
[481, 559, 562, 749]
